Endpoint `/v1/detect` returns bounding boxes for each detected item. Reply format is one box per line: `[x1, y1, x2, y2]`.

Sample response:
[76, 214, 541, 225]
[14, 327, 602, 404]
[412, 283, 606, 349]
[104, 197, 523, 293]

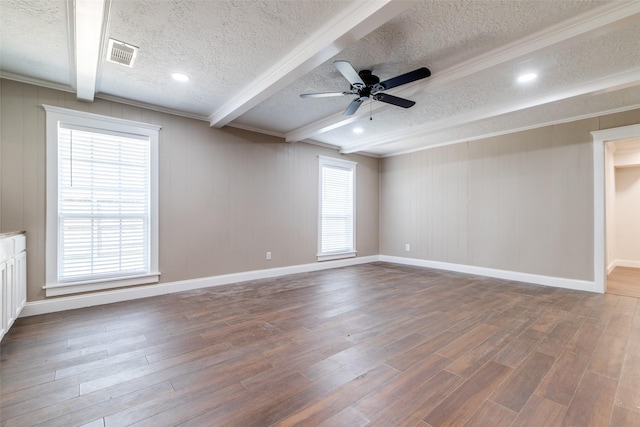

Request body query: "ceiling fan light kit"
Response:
[301, 60, 431, 116]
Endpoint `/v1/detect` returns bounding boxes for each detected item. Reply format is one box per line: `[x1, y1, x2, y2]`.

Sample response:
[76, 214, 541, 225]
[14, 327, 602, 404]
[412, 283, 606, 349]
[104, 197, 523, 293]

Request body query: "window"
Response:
[318, 156, 357, 261]
[44, 105, 160, 296]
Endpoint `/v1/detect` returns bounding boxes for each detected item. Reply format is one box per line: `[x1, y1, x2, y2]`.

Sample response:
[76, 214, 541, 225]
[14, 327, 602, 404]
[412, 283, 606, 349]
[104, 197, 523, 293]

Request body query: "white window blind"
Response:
[44, 105, 160, 296]
[318, 156, 356, 261]
[57, 126, 150, 281]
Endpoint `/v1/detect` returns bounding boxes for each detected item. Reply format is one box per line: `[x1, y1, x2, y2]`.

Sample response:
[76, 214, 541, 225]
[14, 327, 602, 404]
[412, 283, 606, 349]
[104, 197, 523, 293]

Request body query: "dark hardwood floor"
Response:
[1, 262, 639, 426]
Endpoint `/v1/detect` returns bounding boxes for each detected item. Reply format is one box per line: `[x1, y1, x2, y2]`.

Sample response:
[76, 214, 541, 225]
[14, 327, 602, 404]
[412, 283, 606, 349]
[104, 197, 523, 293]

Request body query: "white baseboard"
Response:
[21, 255, 380, 317]
[21, 254, 600, 317]
[378, 255, 597, 293]
[607, 260, 618, 275]
[614, 259, 640, 269]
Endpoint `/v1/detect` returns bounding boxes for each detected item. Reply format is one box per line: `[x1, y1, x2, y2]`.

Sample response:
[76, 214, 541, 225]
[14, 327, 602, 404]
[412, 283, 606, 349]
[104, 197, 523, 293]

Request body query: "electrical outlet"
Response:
[405, 244, 410, 252]
[266, 251, 272, 260]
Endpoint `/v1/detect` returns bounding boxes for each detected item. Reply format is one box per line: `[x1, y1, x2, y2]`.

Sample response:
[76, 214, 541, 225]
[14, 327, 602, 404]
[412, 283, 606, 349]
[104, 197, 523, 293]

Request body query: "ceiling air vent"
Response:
[106, 38, 138, 67]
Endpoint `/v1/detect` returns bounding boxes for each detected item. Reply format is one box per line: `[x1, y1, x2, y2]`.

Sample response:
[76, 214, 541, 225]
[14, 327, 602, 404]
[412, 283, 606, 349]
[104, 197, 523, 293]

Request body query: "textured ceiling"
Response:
[0, 0, 71, 86]
[100, 0, 349, 117]
[2, 0, 640, 156]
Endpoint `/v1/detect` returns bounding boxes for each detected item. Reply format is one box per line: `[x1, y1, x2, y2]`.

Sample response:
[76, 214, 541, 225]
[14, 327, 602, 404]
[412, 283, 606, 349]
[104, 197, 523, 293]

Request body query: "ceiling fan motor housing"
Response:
[354, 70, 384, 98]
[358, 70, 380, 85]
[300, 61, 431, 115]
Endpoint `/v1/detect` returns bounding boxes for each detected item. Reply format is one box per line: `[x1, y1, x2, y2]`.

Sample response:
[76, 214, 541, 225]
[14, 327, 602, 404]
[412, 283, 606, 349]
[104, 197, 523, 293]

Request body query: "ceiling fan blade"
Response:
[380, 67, 431, 90]
[374, 93, 416, 108]
[334, 60, 365, 88]
[300, 92, 350, 98]
[343, 97, 365, 115]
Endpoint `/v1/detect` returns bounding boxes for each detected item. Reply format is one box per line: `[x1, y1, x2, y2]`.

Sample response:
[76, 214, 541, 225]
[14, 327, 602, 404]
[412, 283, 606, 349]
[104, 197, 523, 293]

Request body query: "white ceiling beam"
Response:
[73, 0, 109, 101]
[381, 102, 640, 158]
[286, 0, 640, 144]
[340, 67, 640, 154]
[207, 0, 416, 128]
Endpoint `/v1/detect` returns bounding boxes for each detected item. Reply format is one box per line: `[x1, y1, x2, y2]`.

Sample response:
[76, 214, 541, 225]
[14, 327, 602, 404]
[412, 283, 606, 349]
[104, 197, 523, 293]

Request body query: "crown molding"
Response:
[0, 72, 76, 93]
[225, 123, 285, 139]
[0, 72, 212, 121]
[286, 1, 640, 145]
[286, 112, 359, 144]
[94, 93, 210, 121]
[207, 0, 416, 128]
[221, 125, 381, 157]
[300, 138, 340, 151]
[341, 66, 640, 154]
[380, 103, 640, 158]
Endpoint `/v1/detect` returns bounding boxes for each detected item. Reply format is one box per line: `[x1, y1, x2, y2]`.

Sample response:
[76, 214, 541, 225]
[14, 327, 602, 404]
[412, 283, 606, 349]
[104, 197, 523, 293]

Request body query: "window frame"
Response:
[43, 105, 161, 296]
[317, 155, 357, 261]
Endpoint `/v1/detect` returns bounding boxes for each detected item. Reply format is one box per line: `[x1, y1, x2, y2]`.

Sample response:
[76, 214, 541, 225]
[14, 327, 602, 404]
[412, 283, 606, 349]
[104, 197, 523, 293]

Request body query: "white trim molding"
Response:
[379, 256, 596, 293]
[592, 123, 640, 294]
[22, 254, 604, 317]
[73, 0, 110, 101]
[317, 252, 356, 262]
[43, 105, 161, 297]
[382, 103, 640, 159]
[43, 272, 162, 297]
[286, 1, 640, 145]
[341, 67, 640, 154]
[317, 156, 357, 261]
[21, 256, 379, 317]
[208, 0, 415, 127]
[614, 259, 640, 269]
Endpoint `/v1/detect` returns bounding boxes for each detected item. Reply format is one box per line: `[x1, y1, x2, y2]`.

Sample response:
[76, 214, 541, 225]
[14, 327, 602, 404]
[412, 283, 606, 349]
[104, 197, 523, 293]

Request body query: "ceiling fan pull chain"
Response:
[300, 61, 430, 117]
[370, 98, 373, 121]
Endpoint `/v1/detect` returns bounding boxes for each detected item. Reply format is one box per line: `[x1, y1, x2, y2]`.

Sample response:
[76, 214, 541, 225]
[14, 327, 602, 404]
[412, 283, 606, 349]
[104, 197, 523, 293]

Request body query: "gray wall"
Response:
[3, 77, 640, 301]
[380, 110, 640, 282]
[0, 79, 379, 302]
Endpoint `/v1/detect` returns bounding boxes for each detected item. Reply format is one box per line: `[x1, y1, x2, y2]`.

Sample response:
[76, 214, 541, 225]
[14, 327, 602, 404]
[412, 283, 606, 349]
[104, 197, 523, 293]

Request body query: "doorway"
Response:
[605, 145, 640, 297]
[592, 124, 640, 294]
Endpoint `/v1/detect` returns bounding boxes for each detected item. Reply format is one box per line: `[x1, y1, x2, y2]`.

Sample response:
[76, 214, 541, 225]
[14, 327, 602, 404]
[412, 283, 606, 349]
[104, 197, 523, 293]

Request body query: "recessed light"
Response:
[172, 73, 189, 82]
[353, 127, 363, 134]
[517, 73, 537, 83]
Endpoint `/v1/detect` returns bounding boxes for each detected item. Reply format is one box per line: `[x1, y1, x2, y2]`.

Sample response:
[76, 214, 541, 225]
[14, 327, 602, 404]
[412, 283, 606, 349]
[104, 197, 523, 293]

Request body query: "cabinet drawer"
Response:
[0, 238, 14, 263]
[14, 235, 26, 253]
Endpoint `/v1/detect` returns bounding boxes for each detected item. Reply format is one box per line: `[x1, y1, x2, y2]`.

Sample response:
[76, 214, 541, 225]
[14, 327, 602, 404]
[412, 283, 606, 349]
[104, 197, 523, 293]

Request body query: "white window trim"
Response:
[317, 155, 357, 262]
[43, 105, 161, 296]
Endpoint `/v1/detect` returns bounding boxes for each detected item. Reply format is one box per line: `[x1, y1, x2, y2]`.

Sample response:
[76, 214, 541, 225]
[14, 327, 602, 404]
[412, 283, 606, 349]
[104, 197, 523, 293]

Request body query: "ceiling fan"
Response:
[300, 60, 431, 116]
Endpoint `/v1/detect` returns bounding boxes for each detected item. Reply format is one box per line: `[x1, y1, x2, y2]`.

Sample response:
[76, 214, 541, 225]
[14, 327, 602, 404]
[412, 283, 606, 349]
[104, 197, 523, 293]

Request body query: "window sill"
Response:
[317, 252, 357, 262]
[44, 272, 161, 297]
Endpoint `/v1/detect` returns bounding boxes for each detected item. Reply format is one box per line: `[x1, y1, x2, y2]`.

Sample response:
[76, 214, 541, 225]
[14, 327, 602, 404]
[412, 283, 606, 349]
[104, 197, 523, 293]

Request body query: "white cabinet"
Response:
[1, 232, 27, 342]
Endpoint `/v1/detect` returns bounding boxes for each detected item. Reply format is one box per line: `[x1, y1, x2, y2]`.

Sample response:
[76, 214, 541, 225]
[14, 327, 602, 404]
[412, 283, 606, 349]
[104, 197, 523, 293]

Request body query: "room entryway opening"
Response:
[592, 124, 640, 295]
[604, 140, 640, 298]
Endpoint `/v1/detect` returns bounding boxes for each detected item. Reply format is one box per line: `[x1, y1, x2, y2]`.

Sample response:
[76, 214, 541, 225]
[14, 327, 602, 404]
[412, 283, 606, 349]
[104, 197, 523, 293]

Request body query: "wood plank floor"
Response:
[607, 266, 640, 299]
[2, 262, 639, 427]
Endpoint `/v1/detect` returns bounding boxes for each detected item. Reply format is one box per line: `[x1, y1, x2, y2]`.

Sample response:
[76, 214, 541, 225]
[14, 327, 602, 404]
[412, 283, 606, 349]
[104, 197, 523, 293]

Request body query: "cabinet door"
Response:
[5, 259, 15, 330]
[0, 262, 6, 340]
[14, 252, 27, 317]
